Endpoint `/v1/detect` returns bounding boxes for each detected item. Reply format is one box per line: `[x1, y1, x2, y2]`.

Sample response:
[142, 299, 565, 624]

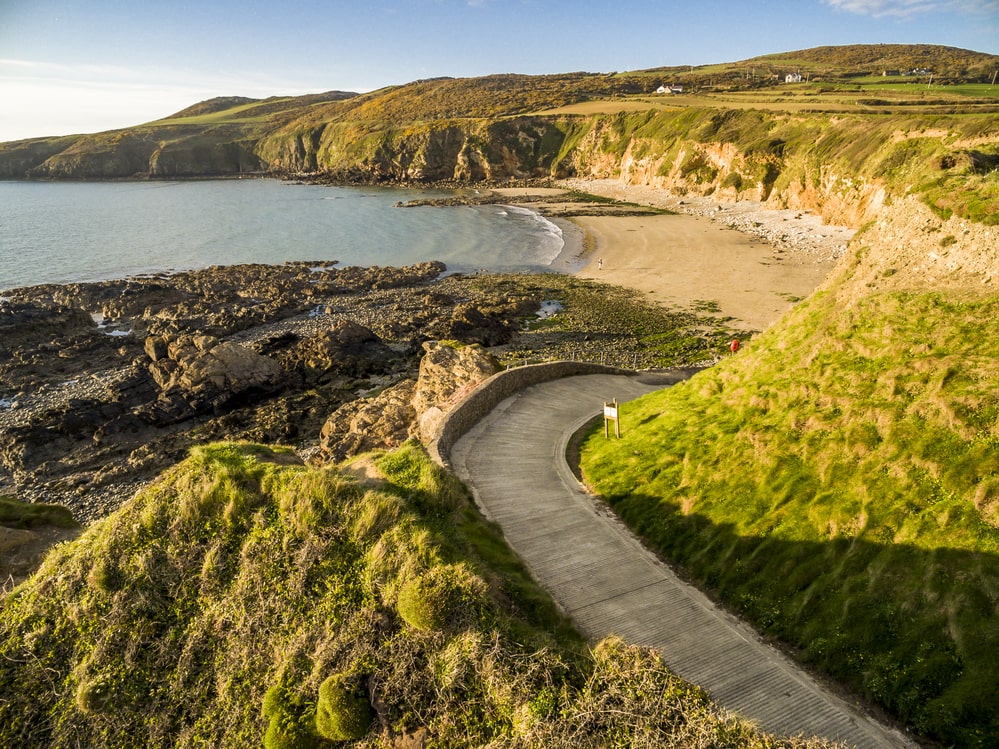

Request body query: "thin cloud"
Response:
[825, 0, 999, 17]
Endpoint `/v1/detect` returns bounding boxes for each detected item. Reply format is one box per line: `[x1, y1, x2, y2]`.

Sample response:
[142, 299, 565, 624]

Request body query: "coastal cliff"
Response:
[3, 107, 994, 237]
[2, 44, 996, 233]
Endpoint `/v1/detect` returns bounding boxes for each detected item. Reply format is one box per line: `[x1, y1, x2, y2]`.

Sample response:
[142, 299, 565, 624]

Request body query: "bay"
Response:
[0, 179, 572, 291]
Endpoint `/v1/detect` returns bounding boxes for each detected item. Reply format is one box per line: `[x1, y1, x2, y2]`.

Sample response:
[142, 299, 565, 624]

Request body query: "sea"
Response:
[0, 179, 577, 292]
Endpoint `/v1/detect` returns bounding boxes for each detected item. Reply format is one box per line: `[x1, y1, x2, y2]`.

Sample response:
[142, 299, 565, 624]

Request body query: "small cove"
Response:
[0, 179, 572, 291]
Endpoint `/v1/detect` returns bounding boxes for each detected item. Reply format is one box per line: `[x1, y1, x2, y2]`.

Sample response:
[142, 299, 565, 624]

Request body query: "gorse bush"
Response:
[0, 442, 836, 748]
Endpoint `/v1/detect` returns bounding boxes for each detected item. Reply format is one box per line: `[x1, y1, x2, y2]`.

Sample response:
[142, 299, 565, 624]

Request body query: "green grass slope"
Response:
[580, 282, 999, 747]
[0, 442, 839, 748]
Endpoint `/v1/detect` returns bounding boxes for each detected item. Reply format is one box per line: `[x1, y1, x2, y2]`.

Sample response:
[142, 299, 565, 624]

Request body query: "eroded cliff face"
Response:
[822, 195, 999, 305]
[17, 129, 267, 179]
[564, 118, 890, 230]
[3, 108, 991, 248]
[256, 118, 568, 182]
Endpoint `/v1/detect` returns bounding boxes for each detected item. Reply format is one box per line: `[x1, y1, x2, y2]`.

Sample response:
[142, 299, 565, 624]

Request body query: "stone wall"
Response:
[426, 361, 631, 468]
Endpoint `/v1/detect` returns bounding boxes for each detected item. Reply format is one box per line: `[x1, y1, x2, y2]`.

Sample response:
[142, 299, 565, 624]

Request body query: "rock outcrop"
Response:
[145, 334, 285, 422]
[0, 264, 542, 520]
[412, 342, 501, 442]
[0, 302, 96, 352]
[314, 341, 500, 464]
[315, 380, 418, 464]
[273, 320, 396, 384]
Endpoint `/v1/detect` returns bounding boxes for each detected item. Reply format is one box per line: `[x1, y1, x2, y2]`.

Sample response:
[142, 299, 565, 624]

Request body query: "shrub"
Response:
[721, 172, 743, 191]
[397, 563, 488, 631]
[0, 496, 78, 529]
[262, 685, 319, 749]
[315, 673, 373, 742]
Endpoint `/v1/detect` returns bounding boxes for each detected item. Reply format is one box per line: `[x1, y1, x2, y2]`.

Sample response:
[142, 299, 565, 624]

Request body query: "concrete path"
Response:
[450, 373, 914, 748]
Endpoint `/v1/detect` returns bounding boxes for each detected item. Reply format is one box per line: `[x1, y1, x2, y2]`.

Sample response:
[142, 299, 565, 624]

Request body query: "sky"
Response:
[1, 0, 998, 143]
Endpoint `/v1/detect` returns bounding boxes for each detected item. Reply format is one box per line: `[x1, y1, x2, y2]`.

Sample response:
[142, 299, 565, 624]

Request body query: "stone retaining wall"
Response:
[427, 361, 631, 469]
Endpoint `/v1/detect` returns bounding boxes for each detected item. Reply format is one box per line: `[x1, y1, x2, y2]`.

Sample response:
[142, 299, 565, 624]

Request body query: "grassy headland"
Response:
[580, 270, 999, 746]
[2, 42, 997, 748]
[0, 442, 840, 748]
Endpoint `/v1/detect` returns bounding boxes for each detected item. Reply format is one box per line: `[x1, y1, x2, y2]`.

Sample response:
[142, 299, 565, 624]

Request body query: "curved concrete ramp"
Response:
[450, 373, 913, 748]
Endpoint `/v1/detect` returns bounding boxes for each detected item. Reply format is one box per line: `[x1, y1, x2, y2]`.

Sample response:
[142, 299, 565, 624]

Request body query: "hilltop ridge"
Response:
[1, 43, 996, 187]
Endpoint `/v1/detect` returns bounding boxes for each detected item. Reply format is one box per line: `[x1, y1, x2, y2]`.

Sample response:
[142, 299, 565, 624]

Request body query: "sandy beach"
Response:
[573, 212, 834, 332]
[493, 183, 854, 333]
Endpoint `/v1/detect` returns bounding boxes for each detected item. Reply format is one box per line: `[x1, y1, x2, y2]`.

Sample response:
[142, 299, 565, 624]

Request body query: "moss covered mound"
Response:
[0, 495, 78, 529]
[581, 284, 999, 747]
[0, 442, 838, 748]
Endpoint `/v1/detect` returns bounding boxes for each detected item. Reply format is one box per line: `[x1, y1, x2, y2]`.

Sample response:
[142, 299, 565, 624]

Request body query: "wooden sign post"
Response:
[604, 399, 621, 439]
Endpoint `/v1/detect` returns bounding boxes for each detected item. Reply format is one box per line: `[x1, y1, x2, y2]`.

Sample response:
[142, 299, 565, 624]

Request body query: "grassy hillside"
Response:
[580, 277, 999, 747]
[2, 44, 996, 182]
[0, 442, 840, 748]
[743, 44, 998, 81]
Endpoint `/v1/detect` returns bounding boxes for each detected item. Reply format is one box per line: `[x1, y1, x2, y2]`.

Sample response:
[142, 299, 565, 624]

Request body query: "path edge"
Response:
[427, 362, 632, 470]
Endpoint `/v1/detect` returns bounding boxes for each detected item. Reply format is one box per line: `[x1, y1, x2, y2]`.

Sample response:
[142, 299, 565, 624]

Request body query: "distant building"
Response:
[655, 85, 684, 94]
[785, 72, 803, 83]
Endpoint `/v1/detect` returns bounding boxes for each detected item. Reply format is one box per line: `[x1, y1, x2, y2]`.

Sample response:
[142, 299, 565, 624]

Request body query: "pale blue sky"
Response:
[1, 0, 997, 142]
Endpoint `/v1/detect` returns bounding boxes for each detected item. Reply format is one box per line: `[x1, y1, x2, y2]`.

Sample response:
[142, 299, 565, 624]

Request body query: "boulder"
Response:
[412, 341, 500, 441]
[314, 380, 417, 464]
[278, 320, 395, 383]
[443, 302, 516, 346]
[314, 341, 500, 464]
[145, 334, 284, 420]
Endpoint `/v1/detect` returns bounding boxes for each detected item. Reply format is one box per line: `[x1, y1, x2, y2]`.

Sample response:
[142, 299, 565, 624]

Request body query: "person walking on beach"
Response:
[597, 257, 603, 270]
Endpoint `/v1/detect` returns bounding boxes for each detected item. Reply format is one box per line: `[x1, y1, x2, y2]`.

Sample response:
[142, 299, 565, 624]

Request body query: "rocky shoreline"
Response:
[1, 175, 854, 537]
[0, 257, 731, 527]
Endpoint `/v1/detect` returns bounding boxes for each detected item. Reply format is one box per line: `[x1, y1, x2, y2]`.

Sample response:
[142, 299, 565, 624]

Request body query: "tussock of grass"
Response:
[581, 289, 999, 747]
[0, 442, 838, 748]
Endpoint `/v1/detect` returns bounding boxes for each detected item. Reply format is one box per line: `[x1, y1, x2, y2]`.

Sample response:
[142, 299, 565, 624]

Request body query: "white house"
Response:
[785, 72, 803, 83]
[655, 85, 684, 94]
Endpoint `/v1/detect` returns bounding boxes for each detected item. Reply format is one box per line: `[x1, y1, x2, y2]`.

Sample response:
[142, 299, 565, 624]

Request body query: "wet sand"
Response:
[494, 183, 851, 332]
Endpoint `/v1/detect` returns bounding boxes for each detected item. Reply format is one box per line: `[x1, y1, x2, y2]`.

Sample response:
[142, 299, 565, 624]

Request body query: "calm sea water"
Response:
[0, 180, 572, 291]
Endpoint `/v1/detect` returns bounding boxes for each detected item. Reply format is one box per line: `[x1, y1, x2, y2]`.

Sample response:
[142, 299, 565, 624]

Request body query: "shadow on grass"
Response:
[613, 492, 999, 749]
